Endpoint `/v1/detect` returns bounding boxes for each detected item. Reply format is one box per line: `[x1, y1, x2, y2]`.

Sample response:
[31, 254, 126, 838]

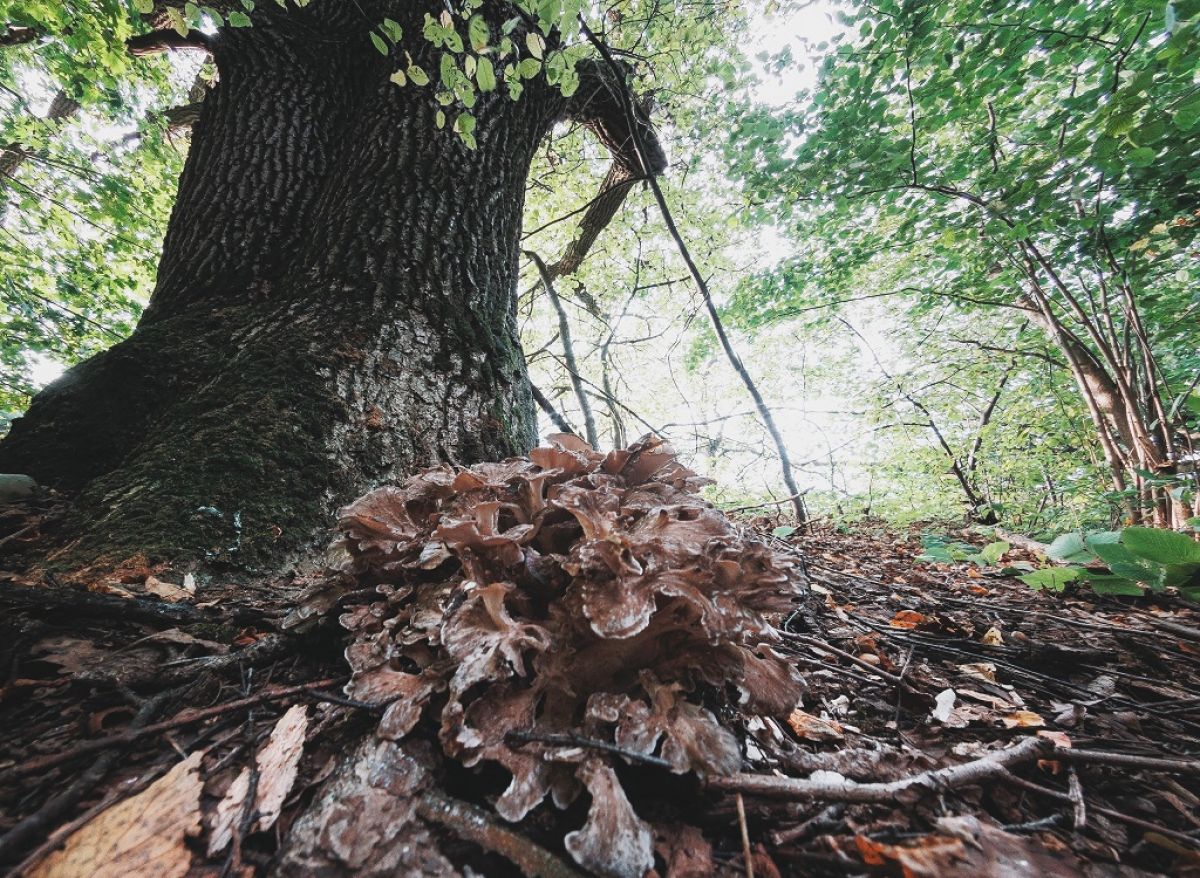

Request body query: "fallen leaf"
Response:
[1001, 710, 1045, 728]
[31, 636, 111, 676]
[890, 609, 929, 629]
[144, 575, 193, 603]
[1037, 730, 1071, 749]
[207, 704, 308, 855]
[856, 833, 966, 874]
[980, 626, 1004, 645]
[957, 688, 1012, 710]
[957, 662, 997, 683]
[931, 688, 956, 723]
[232, 627, 261, 646]
[29, 751, 202, 878]
[786, 708, 845, 742]
[88, 581, 135, 599]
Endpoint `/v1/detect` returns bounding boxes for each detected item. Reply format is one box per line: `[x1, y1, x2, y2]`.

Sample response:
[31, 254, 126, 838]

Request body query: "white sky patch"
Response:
[750, 1, 841, 107]
[27, 353, 66, 387]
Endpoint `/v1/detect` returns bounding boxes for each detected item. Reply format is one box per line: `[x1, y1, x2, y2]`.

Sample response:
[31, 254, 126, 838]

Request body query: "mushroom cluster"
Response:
[299, 434, 806, 876]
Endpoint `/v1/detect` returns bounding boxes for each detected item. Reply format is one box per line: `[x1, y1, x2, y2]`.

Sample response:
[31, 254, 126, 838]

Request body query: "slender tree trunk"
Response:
[0, 4, 655, 568]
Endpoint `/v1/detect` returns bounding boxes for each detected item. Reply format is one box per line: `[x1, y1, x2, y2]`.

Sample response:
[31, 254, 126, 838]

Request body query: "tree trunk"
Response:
[0, 5, 590, 568]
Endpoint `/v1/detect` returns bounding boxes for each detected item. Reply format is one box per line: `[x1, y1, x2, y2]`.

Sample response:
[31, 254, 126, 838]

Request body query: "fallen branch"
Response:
[994, 528, 1053, 557]
[708, 736, 1050, 803]
[416, 790, 583, 878]
[1149, 618, 1200, 644]
[1055, 748, 1200, 775]
[2, 580, 266, 627]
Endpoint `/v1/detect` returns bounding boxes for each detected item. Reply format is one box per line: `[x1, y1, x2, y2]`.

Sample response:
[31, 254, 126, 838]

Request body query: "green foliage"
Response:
[394, 0, 591, 146]
[717, 0, 1200, 531]
[917, 533, 1008, 566]
[0, 0, 189, 415]
[1022, 527, 1200, 600]
[1020, 566, 1082, 592]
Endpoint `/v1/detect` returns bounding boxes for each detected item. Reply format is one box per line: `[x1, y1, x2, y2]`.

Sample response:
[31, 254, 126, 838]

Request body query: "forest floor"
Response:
[0, 486, 1198, 877]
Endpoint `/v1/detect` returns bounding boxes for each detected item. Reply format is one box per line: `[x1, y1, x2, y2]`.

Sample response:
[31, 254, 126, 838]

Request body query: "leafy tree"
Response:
[730, 0, 1200, 527]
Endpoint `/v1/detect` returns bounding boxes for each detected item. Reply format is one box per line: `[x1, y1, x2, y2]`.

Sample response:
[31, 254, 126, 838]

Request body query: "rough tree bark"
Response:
[0, 1, 663, 568]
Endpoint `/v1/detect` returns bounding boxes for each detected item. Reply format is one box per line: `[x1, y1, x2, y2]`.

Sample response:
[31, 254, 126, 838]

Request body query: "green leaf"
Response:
[435, 109, 446, 129]
[476, 56, 496, 91]
[518, 58, 541, 79]
[407, 64, 429, 86]
[1174, 94, 1200, 131]
[370, 31, 389, 55]
[166, 7, 189, 36]
[226, 10, 252, 26]
[380, 18, 403, 42]
[133, 0, 155, 13]
[979, 541, 1009, 565]
[1020, 567, 1082, 592]
[1162, 562, 1200, 590]
[526, 32, 544, 59]
[389, 69, 407, 86]
[468, 15, 489, 51]
[771, 526, 797, 538]
[454, 112, 476, 135]
[1084, 575, 1144, 596]
[1121, 527, 1200, 565]
[1046, 532, 1095, 563]
[1089, 540, 1163, 586]
[1128, 146, 1157, 167]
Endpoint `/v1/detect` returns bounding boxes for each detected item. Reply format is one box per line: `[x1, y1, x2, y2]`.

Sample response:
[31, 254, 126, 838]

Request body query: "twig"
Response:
[771, 804, 845, 846]
[0, 677, 341, 781]
[781, 632, 908, 688]
[579, 17, 807, 526]
[1067, 767, 1086, 830]
[416, 791, 583, 877]
[724, 491, 809, 514]
[506, 729, 674, 770]
[736, 793, 755, 878]
[707, 736, 1050, 803]
[222, 707, 261, 878]
[1000, 771, 1200, 849]
[1002, 813, 1066, 834]
[526, 250, 598, 447]
[530, 382, 577, 435]
[1054, 748, 1200, 775]
[159, 632, 293, 683]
